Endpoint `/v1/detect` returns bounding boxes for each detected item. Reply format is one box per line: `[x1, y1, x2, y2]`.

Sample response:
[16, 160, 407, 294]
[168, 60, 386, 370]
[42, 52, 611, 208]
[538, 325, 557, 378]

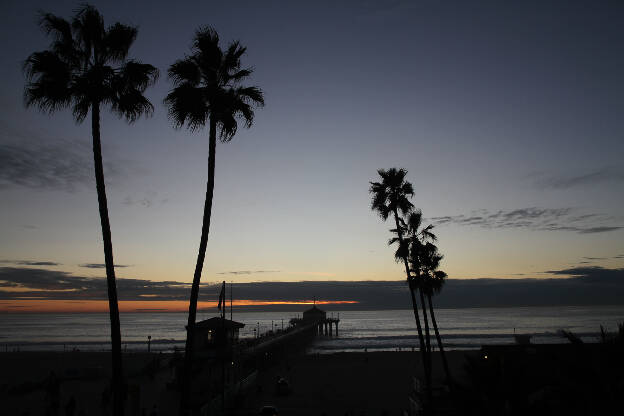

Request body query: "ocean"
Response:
[1, 306, 623, 353]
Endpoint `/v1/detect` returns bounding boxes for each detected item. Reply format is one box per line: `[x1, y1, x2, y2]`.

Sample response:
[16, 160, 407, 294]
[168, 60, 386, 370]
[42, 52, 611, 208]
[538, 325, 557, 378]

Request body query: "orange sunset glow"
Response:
[0, 299, 359, 313]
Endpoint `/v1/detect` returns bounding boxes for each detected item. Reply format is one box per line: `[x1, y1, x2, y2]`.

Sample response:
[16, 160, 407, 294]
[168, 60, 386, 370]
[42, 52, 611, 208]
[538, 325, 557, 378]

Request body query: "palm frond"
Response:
[406, 210, 422, 234]
[23, 51, 73, 113]
[38, 13, 77, 62]
[111, 89, 154, 122]
[164, 84, 209, 131]
[193, 26, 221, 64]
[72, 4, 105, 56]
[420, 224, 436, 241]
[228, 68, 253, 83]
[71, 96, 91, 123]
[396, 196, 414, 216]
[102, 22, 137, 62]
[369, 181, 390, 220]
[395, 240, 409, 261]
[218, 112, 238, 141]
[236, 86, 265, 107]
[39, 12, 72, 41]
[116, 60, 159, 92]
[222, 40, 245, 72]
[168, 58, 201, 87]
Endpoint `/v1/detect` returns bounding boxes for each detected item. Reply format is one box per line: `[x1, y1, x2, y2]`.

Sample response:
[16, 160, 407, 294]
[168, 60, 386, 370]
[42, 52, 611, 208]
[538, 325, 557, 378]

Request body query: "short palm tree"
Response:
[23, 5, 158, 415]
[418, 242, 453, 385]
[164, 27, 264, 414]
[370, 168, 431, 398]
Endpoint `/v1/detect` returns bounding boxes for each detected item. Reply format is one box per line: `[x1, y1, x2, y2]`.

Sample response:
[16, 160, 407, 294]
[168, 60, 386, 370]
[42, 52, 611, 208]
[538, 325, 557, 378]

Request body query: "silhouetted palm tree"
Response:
[370, 168, 432, 399]
[164, 27, 264, 414]
[23, 6, 158, 415]
[403, 211, 436, 355]
[418, 242, 453, 385]
[395, 210, 436, 392]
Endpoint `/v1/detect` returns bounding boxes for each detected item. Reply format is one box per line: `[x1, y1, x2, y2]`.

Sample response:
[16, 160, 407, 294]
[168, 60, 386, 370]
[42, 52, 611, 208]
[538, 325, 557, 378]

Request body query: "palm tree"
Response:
[404, 211, 436, 353]
[418, 242, 453, 386]
[370, 168, 432, 399]
[23, 6, 158, 415]
[164, 27, 264, 414]
[396, 211, 437, 391]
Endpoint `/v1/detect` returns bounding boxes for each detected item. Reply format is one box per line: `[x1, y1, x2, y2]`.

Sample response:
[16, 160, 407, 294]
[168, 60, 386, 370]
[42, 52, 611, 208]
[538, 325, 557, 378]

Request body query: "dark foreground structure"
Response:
[456, 342, 624, 416]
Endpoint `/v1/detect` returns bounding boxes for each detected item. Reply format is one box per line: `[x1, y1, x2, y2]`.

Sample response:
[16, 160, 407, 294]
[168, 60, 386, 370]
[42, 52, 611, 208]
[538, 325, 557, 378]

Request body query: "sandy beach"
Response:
[235, 350, 471, 415]
[1, 351, 181, 415]
[0, 350, 472, 415]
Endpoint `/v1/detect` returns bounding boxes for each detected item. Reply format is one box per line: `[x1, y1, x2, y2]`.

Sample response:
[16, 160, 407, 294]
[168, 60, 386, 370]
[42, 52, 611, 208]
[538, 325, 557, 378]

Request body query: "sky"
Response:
[1, 1, 623, 311]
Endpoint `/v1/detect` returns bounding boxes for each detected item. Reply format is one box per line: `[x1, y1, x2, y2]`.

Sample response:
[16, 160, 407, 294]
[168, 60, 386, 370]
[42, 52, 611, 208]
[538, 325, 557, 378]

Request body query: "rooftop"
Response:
[193, 317, 245, 330]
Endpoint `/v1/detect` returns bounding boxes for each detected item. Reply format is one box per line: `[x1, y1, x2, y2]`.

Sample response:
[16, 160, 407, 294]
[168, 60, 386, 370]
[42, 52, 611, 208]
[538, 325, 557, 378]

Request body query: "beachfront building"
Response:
[302, 305, 340, 336]
[191, 317, 245, 350]
[302, 305, 326, 323]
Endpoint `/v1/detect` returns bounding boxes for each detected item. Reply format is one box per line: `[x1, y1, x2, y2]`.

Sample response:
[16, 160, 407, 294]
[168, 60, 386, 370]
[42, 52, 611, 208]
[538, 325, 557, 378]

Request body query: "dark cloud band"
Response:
[429, 207, 621, 234]
[79, 263, 131, 269]
[1, 266, 624, 308]
[534, 168, 624, 190]
[0, 260, 61, 266]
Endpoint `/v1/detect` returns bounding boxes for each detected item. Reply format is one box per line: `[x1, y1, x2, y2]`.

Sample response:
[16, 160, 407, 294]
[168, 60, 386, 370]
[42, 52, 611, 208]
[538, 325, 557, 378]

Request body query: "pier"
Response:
[190, 304, 340, 414]
[289, 304, 341, 337]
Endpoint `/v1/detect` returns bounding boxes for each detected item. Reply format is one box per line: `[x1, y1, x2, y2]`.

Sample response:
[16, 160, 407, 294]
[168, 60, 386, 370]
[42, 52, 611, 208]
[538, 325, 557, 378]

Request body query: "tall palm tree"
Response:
[404, 211, 436, 355]
[418, 242, 453, 386]
[23, 6, 158, 415]
[370, 168, 432, 399]
[394, 210, 436, 391]
[164, 27, 264, 414]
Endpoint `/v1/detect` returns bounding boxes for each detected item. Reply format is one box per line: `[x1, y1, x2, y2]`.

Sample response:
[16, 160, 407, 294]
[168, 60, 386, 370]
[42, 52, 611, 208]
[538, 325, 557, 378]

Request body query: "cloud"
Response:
[0, 266, 192, 301]
[0, 140, 92, 192]
[581, 255, 624, 262]
[79, 263, 131, 269]
[217, 270, 280, 275]
[546, 266, 624, 283]
[20, 224, 39, 230]
[578, 226, 622, 234]
[0, 260, 61, 266]
[2, 266, 624, 308]
[534, 168, 624, 190]
[0, 134, 131, 192]
[122, 191, 168, 208]
[429, 207, 621, 234]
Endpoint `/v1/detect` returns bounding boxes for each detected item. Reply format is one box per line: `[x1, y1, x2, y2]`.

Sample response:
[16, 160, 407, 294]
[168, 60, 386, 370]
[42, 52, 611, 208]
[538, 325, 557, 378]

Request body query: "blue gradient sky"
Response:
[1, 0, 623, 285]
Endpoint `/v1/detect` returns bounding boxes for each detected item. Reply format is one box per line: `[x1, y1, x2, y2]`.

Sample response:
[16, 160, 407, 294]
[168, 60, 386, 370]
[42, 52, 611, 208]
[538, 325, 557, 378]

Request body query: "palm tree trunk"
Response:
[393, 210, 432, 405]
[419, 290, 432, 356]
[428, 294, 452, 386]
[180, 117, 217, 415]
[92, 102, 124, 416]
[419, 288, 433, 385]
